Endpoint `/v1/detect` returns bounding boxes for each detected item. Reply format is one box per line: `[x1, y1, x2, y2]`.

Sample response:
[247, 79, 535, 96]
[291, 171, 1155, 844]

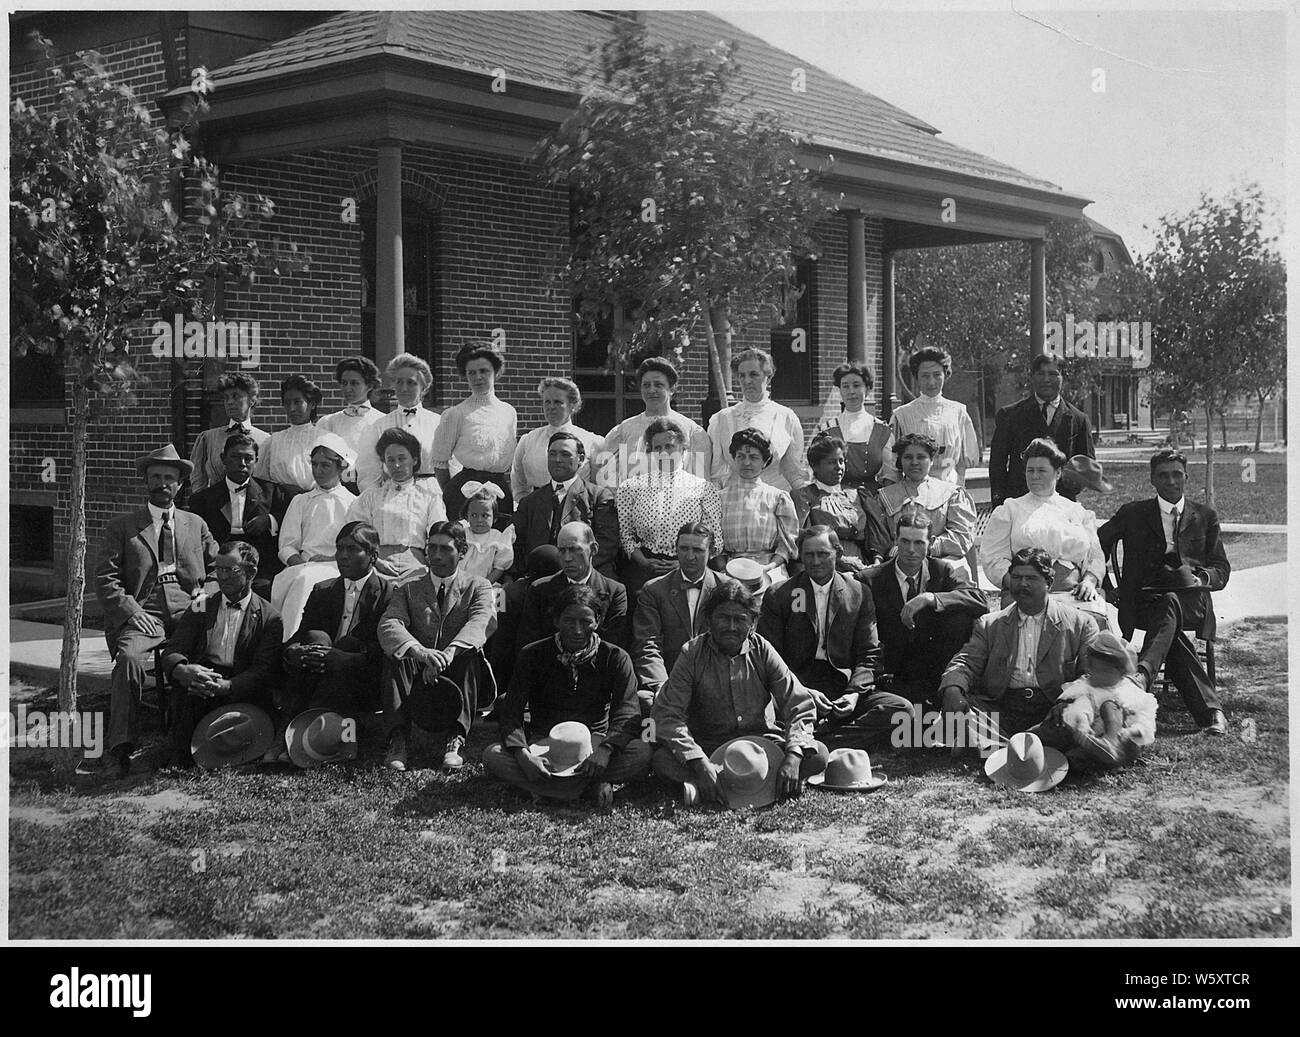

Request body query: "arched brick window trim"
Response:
[352, 168, 448, 213]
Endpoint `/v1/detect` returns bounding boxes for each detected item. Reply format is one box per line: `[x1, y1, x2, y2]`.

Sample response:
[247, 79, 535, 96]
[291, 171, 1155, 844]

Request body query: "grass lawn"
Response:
[1095, 461, 1287, 526]
[9, 618, 1289, 940]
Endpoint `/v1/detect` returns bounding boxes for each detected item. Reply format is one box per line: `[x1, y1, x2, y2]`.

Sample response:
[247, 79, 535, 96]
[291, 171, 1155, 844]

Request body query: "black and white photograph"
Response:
[4, 1, 1291, 957]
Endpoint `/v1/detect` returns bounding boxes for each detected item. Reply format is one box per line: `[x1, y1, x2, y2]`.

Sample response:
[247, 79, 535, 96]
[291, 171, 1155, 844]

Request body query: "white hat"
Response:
[308, 430, 357, 470]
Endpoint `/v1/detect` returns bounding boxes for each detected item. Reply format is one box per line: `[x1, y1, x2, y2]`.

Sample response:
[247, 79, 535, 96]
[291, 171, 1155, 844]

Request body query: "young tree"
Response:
[534, 18, 835, 405]
[10, 35, 305, 710]
[1139, 184, 1284, 505]
[1239, 252, 1287, 451]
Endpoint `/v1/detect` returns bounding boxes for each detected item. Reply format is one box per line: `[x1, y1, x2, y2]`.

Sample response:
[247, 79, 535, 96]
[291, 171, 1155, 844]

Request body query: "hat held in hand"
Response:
[191, 703, 275, 769]
[725, 557, 771, 593]
[808, 747, 887, 791]
[984, 731, 1067, 793]
[1142, 563, 1208, 592]
[709, 735, 784, 810]
[526, 721, 594, 776]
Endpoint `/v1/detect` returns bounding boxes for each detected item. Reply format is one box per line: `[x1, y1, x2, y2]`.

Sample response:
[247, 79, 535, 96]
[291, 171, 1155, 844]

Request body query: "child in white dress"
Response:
[458, 483, 514, 584]
[1057, 631, 1157, 768]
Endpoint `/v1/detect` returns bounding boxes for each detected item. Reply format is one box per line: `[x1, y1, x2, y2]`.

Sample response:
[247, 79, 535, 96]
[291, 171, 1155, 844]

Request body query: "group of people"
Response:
[83, 341, 1231, 805]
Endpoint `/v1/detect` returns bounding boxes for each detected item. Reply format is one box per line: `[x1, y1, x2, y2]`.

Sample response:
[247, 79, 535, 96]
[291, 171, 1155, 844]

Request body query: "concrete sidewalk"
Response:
[8, 621, 113, 692]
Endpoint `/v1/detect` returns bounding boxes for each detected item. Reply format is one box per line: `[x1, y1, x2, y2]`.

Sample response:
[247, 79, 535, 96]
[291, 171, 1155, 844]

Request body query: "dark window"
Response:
[571, 302, 642, 431]
[11, 350, 65, 408]
[769, 258, 816, 404]
[361, 207, 436, 375]
[10, 504, 55, 566]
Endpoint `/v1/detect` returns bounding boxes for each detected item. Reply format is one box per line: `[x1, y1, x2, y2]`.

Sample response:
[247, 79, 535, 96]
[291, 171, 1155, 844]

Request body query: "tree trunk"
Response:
[972, 364, 986, 446]
[1218, 408, 1228, 450]
[1203, 402, 1216, 509]
[59, 374, 91, 712]
[1255, 389, 1265, 452]
[710, 302, 733, 402]
[700, 299, 728, 407]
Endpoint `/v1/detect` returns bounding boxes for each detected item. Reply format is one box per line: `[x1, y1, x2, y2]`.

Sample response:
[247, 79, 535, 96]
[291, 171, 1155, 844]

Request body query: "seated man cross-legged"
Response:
[759, 525, 913, 741]
[378, 520, 496, 772]
[652, 582, 829, 806]
[160, 541, 283, 768]
[939, 547, 1099, 755]
[483, 584, 651, 806]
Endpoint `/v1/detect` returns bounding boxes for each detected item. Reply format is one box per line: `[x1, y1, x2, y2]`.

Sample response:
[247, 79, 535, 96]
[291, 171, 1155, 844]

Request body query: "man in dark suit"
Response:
[160, 541, 283, 767]
[83, 445, 218, 777]
[512, 431, 619, 577]
[1098, 448, 1231, 734]
[186, 431, 283, 590]
[940, 547, 1098, 748]
[517, 521, 629, 650]
[280, 521, 392, 719]
[989, 355, 1094, 504]
[491, 545, 562, 700]
[758, 525, 913, 741]
[632, 522, 734, 715]
[378, 520, 497, 772]
[859, 505, 988, 707]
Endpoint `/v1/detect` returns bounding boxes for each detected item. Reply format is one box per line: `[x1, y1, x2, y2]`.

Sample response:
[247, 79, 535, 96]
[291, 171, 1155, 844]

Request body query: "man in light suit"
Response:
[940, 547, 1099, 748]
[83, 445, 218, 778]
[1098, 448, 1231, 733]
[517, 521, 629, 651]
[632, 522, 734, 716]
[378, 520, 497, 772]
[186, 431, 283, 591]
[281, 521, 392, 718]
[858, 505, 988, 706]
[989, 355, 1094, 505]
[512, 431, 619, 577]
[758, 526, 913, 742]
[160, 541, 283, 767]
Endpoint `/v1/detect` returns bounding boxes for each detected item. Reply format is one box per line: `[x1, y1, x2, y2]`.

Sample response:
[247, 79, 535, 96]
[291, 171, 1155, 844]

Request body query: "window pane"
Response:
[770, 258, 815, 404]
[11, 351, 64, 408]
[575, 397, 616, 435]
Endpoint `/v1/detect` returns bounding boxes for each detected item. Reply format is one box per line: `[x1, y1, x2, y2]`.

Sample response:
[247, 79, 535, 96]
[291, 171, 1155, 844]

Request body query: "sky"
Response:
[717, 3, 1287, 258]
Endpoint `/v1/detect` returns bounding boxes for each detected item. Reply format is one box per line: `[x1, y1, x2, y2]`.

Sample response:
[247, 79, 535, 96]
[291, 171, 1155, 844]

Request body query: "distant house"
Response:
[1083, 216, 1150, 432]
[9, 9, 1094, 596]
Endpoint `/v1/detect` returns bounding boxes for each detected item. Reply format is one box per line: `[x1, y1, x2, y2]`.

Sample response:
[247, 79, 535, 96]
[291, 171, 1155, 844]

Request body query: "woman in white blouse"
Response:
[511, 377, 603, 500]
[979, 437, 1107, 619]
[616, 418, 724, 597]
[595, 357, 711, 488]
[354, 354, 441, 492]
[270, 432, 358, 641]
[253, 374, 320, 505]
[315, 356, 384, 492]
[346, 427, 447, 578]
[707, 347, 809, 491]
[889, 347, 980, 485]
[431, 342, 518, 523]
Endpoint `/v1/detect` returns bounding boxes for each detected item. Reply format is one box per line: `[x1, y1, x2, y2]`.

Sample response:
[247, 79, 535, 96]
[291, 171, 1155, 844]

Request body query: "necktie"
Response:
[1166, 507, 1182, 562]
[338, 581, 360, 638]
[549, 484, 565, 539]
[906, 575, 919, 602]
[1041, 401, 1051, 425]
[436, 583, 447, 613]
[159, 511, 174, 566]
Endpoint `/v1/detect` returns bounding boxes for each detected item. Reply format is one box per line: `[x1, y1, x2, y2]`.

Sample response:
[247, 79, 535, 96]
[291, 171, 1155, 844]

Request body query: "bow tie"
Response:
[231, 482, 249, 493]
[228, 424, 250, 435]
[402, 408, 418, 417]
[223, 598, 244, 611]
[343, 405, 369, 417]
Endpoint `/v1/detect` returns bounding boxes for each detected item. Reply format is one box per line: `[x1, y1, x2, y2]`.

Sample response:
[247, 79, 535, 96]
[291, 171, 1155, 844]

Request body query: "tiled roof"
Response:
[211, 10, 1065, 194]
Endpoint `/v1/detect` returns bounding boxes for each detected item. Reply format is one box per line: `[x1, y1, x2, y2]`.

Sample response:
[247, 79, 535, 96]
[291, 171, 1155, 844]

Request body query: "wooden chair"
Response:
[145, 645, 173, 733]
[1102, 540, 1216, 692]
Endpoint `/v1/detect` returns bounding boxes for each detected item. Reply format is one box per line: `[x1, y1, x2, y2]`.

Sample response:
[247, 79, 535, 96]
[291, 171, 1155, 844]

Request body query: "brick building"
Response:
[9, 9, 1092, 598]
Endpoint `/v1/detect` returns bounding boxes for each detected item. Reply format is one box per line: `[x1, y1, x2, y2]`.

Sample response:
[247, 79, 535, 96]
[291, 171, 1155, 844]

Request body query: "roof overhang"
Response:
[168, 52, 1093, 242]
